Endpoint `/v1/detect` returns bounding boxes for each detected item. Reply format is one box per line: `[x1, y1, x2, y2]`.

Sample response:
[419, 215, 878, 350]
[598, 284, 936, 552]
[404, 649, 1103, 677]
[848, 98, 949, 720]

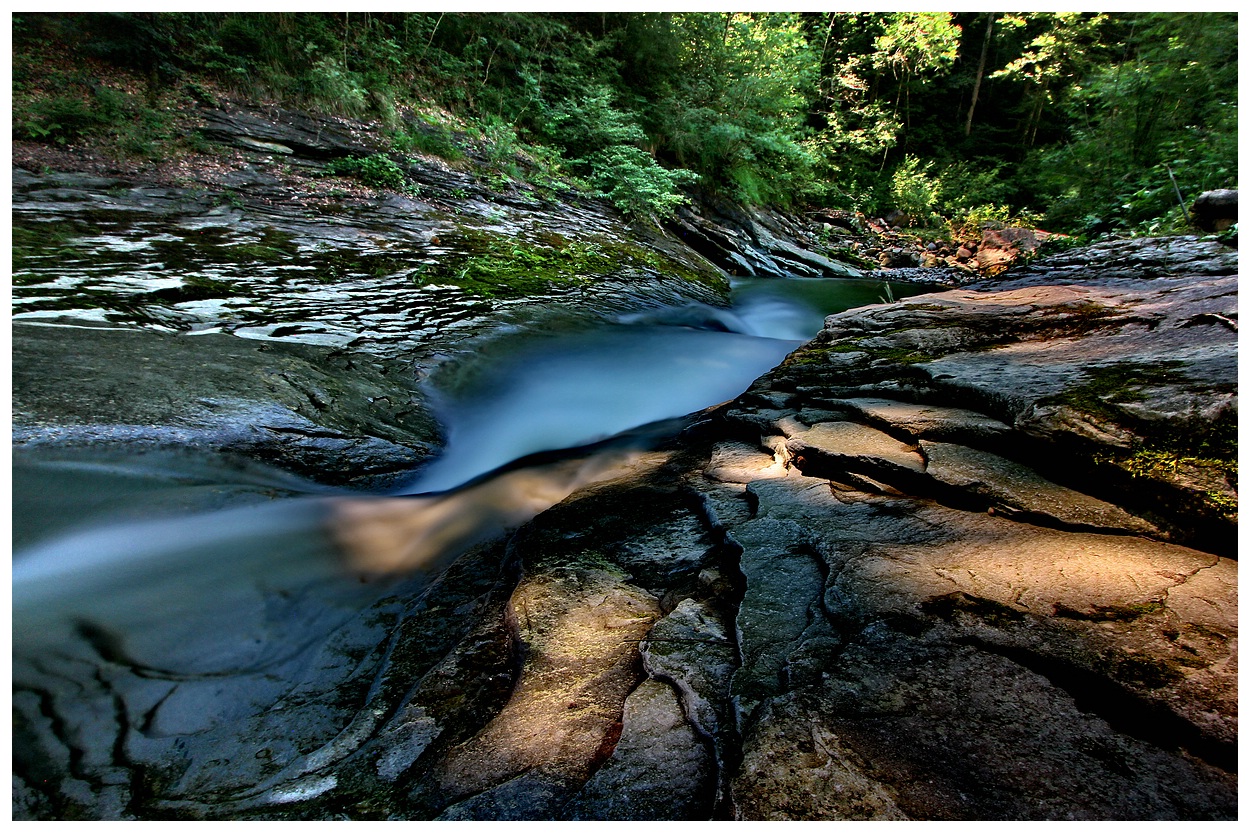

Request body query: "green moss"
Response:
[1113, 654, 1185, 689]
[13, 222, 77, 252]
[920, 591, 1026, 626]
[305, 249, 410, 283]
[871, 346, 940, 365]
[324, 153, 412, 192]
[1047, 361, 1190, 413]
[1122, 601, 1166, 617]
[392, 119, 466, 162]
[12, 220, 91, 273]
[821, 336, 941, 365]
[1037, 300, 1121, 334]
[411, 227, 720, 298]
[1056, 363, 1238, 519]
[148, 274, 236, 301]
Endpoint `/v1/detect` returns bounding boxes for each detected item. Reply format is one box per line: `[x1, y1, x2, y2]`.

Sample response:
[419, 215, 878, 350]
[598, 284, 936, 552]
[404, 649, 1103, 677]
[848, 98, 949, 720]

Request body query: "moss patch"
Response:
[1049, 362, 1238, 519]
[411, 227, 721, 299]
[1051, 362, 1236, 462]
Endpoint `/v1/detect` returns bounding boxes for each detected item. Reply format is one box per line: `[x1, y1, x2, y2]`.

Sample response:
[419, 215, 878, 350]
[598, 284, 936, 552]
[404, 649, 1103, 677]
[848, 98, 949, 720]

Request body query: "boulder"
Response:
[1190, 189, 1237, 233]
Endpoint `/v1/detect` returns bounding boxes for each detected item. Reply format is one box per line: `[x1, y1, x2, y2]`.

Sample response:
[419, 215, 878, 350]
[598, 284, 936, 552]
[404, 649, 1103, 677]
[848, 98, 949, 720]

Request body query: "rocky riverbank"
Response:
[11, 102, 1238, 820]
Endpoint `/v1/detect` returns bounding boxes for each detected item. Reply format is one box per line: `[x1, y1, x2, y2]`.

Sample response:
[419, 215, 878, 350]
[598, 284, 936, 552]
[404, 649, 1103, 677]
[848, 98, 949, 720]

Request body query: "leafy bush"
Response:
[15, 95, 101, 143]
[947, 204, 1040, 240]
[889, 155, 941, 223]
[392, 117, 465, 162]
[14, 85, 171, 157]
[935, 162, 1017, 215]
[305, 57, 369, 115]
[541, 86, 649, 161]
[585, 145, 700, 220]
[324, 154, 409, 191]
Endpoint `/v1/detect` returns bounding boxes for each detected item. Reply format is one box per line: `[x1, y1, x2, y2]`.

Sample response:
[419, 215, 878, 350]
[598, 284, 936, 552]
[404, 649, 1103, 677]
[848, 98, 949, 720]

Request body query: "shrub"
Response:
[324, 153, 409, 191]
[888, 155, 941, 223]
[945, 204, 1045, 243]
[935, 162, 1016, 215]
[14, 85, 171, 158]
[584, 145, 700, 220]
[393, 116, 465, 162]
[15, 95, 101, 143]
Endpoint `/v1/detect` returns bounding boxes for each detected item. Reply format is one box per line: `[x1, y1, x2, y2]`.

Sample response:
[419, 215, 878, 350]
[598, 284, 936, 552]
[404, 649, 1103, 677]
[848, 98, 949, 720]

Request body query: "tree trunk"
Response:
[1026, 93, 1045, 148]
[964, 14, 994, 136]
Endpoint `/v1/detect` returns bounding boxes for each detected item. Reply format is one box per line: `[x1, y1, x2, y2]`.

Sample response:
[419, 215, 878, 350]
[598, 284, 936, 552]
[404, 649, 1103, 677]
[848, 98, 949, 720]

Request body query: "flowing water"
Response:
[12, 275, 921, 664]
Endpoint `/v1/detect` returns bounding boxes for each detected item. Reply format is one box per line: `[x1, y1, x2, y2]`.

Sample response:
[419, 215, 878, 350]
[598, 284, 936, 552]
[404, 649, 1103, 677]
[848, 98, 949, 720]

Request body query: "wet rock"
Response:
[696, 449, 1237, 817]
[784, 421, 926, 481]
[733, 632, 1234, 820]
[668, 195, 864, 279]
[641, 597, 738, 802]
[732, 691, 908, 820]
[920, 440, 1158, 534]
[423, 568, 654, 817]
[199, 106, 376, 160]
[822, 397, 1012, 447]
[562, 680, 715, 820]
[671, 235, 1237, 820]
[729, 510, 827, 716]
[772, 241, 1238, 553]
[11, 322, 441, 490]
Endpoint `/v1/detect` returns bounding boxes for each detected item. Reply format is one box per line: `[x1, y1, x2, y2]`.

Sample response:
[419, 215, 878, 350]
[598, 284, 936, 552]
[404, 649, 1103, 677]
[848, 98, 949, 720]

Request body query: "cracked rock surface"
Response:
[11, 206, 1237, 822]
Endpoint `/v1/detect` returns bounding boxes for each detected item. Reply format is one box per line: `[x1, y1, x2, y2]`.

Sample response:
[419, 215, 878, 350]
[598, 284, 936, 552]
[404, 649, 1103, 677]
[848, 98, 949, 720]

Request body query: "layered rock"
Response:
[12, 323, 441, 490]
[10, 98, 1238, 820]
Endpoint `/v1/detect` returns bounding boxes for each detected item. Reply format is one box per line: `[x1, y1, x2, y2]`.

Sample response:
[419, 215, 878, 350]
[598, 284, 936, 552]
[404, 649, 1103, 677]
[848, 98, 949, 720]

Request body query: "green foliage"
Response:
[872, 12, 961, 79]
[946, 204, 1041, 241]
[412, 228, 715, 297]
[12, 11, 1238, 234]
[934, 161, 1015, 215]
[15, 96, 100, 143]
[391, 116, 465, 162]
[888, 156, 941, 223]
[585, 145, 699, 219]
[324, 154, 410, 191]
[14, 84, 172, 158]
[542, 84, 648, 158]
[1024, 12, 1237, 232]
[658, 13, 821, 206]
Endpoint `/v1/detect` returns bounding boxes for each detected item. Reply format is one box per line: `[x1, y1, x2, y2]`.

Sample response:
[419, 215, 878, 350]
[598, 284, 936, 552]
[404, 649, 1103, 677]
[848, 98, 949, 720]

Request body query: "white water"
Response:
[398, 324, 799, 494]
[397, 277, 881, 495]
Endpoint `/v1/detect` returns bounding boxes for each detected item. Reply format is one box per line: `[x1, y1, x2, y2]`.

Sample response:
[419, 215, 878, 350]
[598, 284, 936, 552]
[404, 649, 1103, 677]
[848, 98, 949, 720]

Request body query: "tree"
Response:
[870, 12, 961, 131]
[963, 13, 995, 136]
[1029, 12, 1238, 232]
[990, 12, 1109, 148]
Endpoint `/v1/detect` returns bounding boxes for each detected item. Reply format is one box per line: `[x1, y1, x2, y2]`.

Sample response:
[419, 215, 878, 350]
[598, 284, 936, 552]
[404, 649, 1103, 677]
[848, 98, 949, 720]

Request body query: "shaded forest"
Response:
[12, 11, 1239, 235]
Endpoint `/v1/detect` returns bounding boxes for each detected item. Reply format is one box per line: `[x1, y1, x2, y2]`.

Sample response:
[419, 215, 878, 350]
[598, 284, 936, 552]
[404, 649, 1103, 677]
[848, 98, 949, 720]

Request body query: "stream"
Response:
[12, 274, 920, 689]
